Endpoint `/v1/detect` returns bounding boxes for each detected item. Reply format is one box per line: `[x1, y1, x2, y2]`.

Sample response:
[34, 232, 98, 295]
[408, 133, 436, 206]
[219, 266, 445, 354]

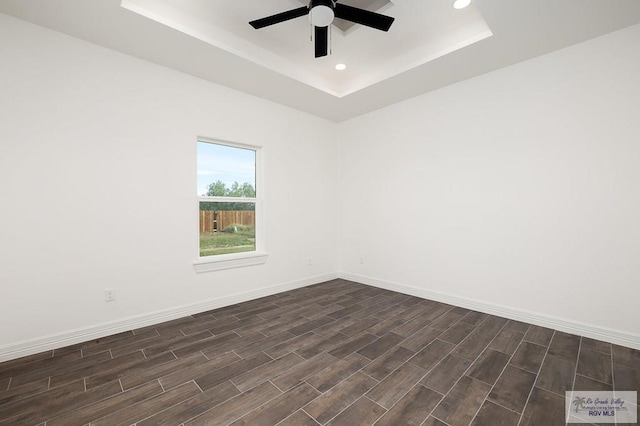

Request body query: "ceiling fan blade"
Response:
[334, 3, 394, 31]
[249, 6, 309, 29]
[314, 26, 328, 58]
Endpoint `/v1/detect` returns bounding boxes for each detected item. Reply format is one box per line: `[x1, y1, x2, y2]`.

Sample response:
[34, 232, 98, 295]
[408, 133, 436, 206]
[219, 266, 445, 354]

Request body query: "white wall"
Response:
[2, 12, 639, 359]
[0, 14, 338, 357]
[338, 24, 640, 340]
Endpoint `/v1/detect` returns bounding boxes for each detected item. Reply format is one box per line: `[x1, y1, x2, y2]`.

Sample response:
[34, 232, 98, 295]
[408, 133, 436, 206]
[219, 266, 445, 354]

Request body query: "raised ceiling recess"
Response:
[120, 0, 493, 97]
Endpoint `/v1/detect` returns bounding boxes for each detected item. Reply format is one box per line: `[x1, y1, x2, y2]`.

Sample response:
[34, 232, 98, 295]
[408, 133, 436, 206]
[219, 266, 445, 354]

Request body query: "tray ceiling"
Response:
[121, 0, 492, 97]
[1, 0, 640, 122]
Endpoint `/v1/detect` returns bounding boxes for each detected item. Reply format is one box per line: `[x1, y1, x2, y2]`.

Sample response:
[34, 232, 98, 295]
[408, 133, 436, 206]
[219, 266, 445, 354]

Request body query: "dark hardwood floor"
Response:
[0, 279, 638, 425]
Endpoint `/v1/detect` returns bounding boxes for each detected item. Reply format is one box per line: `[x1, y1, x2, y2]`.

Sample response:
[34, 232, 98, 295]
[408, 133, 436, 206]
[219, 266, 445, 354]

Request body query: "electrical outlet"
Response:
[104, 288, 115, 302]
[360, 257, 365, 264]
[307, 257, 312, 266]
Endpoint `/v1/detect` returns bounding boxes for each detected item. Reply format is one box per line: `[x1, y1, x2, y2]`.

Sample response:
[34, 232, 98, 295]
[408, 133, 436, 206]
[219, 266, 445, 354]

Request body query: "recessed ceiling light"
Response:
[453, 0, 471, 9]
[335, 63, 347, 71]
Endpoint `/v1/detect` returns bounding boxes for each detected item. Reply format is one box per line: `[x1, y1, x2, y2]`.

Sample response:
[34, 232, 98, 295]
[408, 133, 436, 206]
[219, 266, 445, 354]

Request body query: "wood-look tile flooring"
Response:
[1, 280, 638, 425]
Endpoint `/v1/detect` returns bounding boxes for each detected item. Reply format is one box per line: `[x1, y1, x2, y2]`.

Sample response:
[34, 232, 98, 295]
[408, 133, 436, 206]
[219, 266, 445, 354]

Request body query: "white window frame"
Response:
[193, 137, 267, 273]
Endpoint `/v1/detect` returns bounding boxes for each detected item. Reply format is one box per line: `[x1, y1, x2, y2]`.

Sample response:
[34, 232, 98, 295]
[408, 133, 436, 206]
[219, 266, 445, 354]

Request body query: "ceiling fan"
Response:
[249, 0, 395, 58]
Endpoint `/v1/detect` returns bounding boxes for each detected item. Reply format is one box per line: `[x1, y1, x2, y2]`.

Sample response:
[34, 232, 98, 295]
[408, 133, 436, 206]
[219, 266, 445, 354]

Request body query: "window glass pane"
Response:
[199, 202, 256, 256]
[197, 142, 256, 197]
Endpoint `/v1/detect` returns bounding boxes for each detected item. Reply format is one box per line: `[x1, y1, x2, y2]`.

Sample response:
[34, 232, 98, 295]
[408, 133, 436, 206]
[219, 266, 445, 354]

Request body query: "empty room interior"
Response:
[1, 0, 639, 425]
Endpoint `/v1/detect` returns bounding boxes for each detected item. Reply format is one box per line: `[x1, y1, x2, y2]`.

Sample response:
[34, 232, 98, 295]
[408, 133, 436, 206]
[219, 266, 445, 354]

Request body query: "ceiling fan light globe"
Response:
[453, 0, 472, 10]
[310, 5, 335, 27]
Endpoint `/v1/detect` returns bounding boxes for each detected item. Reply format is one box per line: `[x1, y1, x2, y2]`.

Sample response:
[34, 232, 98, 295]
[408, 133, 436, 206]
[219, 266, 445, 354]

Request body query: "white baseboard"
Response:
[3, 270, 637, 362]
[339, 272, 640, 350]
[0, 272, 338, 363]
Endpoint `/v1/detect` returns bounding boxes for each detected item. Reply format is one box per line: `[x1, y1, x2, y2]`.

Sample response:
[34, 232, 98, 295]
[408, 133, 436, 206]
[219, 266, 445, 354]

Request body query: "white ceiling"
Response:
[1, 0, 640, 122]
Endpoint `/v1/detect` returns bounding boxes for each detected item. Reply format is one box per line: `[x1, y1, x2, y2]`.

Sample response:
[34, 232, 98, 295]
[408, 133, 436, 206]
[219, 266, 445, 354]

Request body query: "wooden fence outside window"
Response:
[199, 210, 255, 233]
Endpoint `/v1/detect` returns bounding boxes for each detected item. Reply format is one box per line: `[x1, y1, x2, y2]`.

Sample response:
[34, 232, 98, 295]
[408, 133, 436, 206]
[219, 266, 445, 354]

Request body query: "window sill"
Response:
[193, 252, 268, 273]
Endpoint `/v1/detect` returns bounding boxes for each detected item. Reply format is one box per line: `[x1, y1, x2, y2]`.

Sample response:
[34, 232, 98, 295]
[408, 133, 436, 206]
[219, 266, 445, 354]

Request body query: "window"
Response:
[194, 138, 266, 272]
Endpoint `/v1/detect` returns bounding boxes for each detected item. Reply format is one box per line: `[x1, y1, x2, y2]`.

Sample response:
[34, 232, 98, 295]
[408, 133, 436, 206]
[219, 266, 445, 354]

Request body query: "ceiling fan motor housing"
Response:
[309, 0, 335, 27]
